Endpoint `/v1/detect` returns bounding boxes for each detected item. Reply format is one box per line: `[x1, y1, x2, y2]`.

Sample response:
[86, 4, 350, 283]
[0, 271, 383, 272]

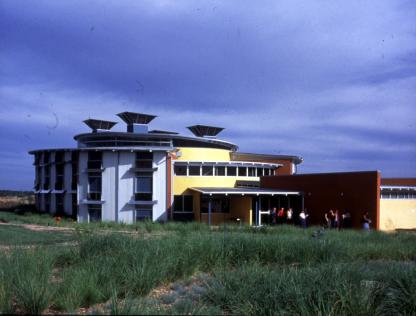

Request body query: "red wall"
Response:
[261, 171, 381, 229]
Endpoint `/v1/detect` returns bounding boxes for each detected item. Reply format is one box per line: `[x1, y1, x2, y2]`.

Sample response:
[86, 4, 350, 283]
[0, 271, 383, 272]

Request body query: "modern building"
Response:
[30, 112, 303, 225]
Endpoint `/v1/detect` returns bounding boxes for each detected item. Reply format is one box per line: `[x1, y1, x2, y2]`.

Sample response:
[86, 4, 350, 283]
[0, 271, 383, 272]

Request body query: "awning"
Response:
[190, 187, 301, 196]
[80, 199, 105, 205]
[51, 190, 66, 194]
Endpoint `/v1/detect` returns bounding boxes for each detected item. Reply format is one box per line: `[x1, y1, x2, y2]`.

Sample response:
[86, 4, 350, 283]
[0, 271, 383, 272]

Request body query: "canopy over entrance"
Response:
[190, 187, 303, 226]
[190, 187, 301, 196]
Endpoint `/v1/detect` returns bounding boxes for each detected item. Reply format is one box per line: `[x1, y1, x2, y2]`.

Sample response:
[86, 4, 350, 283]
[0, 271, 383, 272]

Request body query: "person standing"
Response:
[277, 207, 285, 225]
[271, 207, 277, 225]
[287, 208, 293, 224]
[362, 212, 371, 231]
[299, 209, 308, 229]
[324, 210, 332, 229]
[342, 209, 352, 229]
[334, 209, 340, 230]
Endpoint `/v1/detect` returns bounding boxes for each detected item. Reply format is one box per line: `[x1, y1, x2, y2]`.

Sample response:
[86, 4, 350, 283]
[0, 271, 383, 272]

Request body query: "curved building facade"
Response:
[29, 112, 303, 224]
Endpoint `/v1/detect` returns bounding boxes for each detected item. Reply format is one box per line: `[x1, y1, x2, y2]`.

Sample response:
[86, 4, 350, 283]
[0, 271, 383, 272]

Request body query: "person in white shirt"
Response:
[299, 209, 309, 229]
[287, 208, 293, 224]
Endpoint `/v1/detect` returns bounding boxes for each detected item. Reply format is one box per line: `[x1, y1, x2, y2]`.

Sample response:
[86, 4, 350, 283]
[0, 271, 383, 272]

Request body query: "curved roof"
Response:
[73, 131, 239, 151]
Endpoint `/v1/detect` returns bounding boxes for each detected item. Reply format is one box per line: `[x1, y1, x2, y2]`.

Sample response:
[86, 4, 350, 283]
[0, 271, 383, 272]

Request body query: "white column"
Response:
[102, 151, 117, 221]
[78, 151, 88, 222]
[153, 151, 167, 222]
[118, 151, 135, 224]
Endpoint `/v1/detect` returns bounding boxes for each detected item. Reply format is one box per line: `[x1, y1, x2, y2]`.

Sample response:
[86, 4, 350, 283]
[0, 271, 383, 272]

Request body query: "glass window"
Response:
[215, 166, 225, 176]
[136, 205, 152, 221]
[174, 165, 187, 176]
[200, 196, 230, 213]
[247, 167, 255, 177]
[87, 192, 101, 200]
[135, 177, 152, 193]
[264, 168, 270, 176]
[257, 168, 263, 177]
[227, 166, 236, 176]
[89, 176, 102, 192]
[183, 196, 193, 212]
[238, 167, 247, 177]
[135, 193, 152, 201]
[174, 195, 184, 212]
[202, 166, 213, 176]
[88, 205, 101, 222]
[189, 165, 200, 176]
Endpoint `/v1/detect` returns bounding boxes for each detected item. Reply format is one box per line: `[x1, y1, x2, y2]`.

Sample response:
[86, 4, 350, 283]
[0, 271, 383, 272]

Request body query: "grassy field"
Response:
[0, 212, 415, 315]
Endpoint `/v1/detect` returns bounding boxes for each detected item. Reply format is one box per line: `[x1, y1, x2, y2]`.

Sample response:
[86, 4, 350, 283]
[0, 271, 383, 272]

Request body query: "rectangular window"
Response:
[55, 151, 64, 163]
[56, 194, 64, 215]
[71, 152, 78, 191]
[43, 152, 50, 164]
[174, 164, 187, 176]
[264, 168, 270, 176]
[87, 192, 101, 201]
[215, 166, 226, 176]
[88, 205, 102, 222]
[136, 205, 153, 221]
[202, 165, 213, 176]
[174, 195, 193, 213]
[189, 165, 200, 176]
[72, 193, 78, 219]
[238, 167, 247, 177]
[201, 196, 230, 213]
[256, 168, 263, 177]
[136, 152, 153, 168]
[135, 176, 152, 193]
[45, 194, 50, 212]
[247, 167, 255, 177]
[88, 176, 102, 193]
[135, 193, 152, 201]
[88, 151, 102, 169]
[227, 166, 237, 176]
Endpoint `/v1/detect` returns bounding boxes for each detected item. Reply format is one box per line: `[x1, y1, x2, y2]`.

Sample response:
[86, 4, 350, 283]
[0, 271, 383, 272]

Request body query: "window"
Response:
[88, 151, 102, 169]
[215, 166, 225, 176]
[135, 176, 152, 193]
[174, 195, 193, 213]
[88, 205, 102, 222]
[201, 196, 230, 213]
[189, 165, 200, 176]
[56, 164, 64, 190]
[56, 194, 64, 215]
[55, 151, 64, 163]
[88, 175, 101, 193]
[248, 167, 255, 177]
[227, 166, 236, 176]
[44, 166, 50, 190]
[257, 168, 263, 177]
[264, 168, 270, 176]
[71, 193, 78, 219]
[136, 152, 153, 168]
[202, 165, 213, 176]
[43, 152, 50, 164]
[87, 192, 101, 200]
[174, 164, 187, 176]
[72, 152, 78, 190]
[238, 167, 247, 177]
[136, 205, 152, 221]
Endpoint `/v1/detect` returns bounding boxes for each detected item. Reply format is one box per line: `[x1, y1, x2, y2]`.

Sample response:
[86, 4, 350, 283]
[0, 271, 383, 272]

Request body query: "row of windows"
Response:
[87, 205, 152, 222]
[381, 192, 416, 199]
[174, 164, 275, 177]
[173, 195, 230, 214]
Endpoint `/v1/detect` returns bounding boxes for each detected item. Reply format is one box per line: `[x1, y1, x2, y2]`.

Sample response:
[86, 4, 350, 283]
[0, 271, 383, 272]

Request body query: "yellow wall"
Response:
[174, 147, 254, 225]
[173, 147, 259, 195]
[379, 199, 416, 231]
[176, 147, 231, 162]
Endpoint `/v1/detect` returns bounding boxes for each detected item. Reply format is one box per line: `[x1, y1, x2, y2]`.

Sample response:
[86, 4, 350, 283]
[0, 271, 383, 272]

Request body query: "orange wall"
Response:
[261, 171, 381, 229]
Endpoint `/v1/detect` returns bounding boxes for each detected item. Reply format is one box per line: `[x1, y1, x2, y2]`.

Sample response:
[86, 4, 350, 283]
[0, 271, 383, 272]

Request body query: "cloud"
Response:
[0, 0, 415, 189]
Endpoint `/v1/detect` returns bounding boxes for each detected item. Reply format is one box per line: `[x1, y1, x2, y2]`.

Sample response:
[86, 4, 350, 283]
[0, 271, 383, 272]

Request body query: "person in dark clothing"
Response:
[362, 211, 371, 231]
[342, 209, 352, 228]
[271, 207, 277, 225]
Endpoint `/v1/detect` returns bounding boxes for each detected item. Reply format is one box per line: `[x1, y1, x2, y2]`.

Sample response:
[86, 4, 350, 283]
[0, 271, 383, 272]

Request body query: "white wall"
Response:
[102, 151, 117, 221]
[118, 151, 135, 224]
[77, 151, 89, 222]
[153, 152, 167, 221]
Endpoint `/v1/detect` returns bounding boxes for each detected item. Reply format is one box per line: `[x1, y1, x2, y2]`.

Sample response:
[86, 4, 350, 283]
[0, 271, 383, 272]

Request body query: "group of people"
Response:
[324, 209, 371, 230]
[270, 207, 309, 228]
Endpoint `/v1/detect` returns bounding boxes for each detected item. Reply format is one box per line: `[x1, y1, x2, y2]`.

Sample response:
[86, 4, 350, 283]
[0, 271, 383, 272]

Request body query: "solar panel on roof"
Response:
[83, 119, 117, 131]
[117, 112, 157, 124]
[187, 125, 224, 137]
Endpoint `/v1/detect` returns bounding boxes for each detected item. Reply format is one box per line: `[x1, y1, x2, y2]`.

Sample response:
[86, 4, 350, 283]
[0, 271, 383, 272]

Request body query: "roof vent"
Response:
[117, 111, 157, 133]
[83, 119, 117, 133]
[187, 125, 224, 138]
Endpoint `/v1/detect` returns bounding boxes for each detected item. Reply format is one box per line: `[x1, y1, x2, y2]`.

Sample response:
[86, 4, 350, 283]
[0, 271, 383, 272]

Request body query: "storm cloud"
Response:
[1, 0, 415, 189]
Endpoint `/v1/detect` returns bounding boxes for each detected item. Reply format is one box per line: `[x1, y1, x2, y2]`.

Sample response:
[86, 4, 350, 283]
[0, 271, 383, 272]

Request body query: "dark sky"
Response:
[1, 0, 415, 190]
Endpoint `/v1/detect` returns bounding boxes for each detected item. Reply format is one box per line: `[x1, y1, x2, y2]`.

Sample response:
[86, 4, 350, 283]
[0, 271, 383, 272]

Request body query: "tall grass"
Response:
[0, 249, 54, 314]
[1, 224, 416, 314]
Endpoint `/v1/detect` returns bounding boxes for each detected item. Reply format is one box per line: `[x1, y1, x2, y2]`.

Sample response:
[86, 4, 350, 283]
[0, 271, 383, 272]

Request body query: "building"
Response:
[261, 172, 416, 230]
[30, 112, 303, 225]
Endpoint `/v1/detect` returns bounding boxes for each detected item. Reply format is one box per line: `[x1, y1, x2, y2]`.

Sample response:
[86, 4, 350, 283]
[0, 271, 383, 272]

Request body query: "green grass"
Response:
[0, 220, 415, 314]
[0, 224, 74, 246]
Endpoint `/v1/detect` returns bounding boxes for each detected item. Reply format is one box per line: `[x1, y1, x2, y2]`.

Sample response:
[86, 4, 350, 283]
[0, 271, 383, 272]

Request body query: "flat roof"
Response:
[190, 187, 301, 195]
[231, 152, 303, 165]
